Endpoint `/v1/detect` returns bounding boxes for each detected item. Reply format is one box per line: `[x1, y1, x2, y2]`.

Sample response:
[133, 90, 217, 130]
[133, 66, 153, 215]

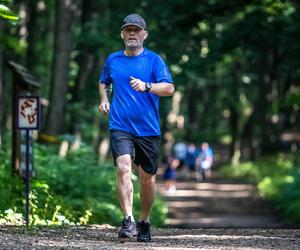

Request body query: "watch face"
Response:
[146, 82, 152, 91]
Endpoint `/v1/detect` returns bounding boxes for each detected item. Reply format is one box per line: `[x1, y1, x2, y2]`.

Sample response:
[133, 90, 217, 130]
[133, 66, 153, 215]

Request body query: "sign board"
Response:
[15, 96, 40, 226]
[16, 96, 40, 130]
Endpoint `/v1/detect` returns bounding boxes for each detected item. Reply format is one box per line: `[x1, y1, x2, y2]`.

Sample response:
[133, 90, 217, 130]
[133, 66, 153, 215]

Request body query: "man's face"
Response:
[121, 25, 148, 50]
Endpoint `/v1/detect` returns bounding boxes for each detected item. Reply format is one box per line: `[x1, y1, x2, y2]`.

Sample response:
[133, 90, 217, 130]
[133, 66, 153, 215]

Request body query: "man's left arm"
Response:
[130, 77, 174, 96]
[149, 82, 174, 96]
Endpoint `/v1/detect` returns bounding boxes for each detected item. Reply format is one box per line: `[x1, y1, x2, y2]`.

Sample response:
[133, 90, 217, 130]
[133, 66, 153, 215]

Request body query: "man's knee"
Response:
[116, 155, 132, 176]
[140, 174, 156, 186]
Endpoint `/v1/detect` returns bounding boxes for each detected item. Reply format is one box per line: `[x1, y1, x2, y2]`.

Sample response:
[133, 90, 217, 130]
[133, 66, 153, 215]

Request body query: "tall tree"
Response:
[69, 0, 97, 135]
[0, 0, 18, 147]
[0, 19, 4, 147]
[25, 0, 40, 76]
[43, 0, 75, 135]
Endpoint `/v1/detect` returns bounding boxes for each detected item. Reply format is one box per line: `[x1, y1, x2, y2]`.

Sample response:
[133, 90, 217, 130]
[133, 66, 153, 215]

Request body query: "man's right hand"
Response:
[98, 101, 110, 115]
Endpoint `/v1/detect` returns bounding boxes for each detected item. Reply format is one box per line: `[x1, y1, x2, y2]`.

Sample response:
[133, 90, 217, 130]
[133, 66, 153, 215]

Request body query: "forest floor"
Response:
[1, 176, 300, 249]
[1, 225, 300, 249]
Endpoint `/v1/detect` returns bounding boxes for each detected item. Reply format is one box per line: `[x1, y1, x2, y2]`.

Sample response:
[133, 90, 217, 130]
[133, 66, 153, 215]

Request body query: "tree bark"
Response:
[228, 61, 244, 163]
[26, 0, 39, 76]
[229, 105, 240, 162]
[186, 86, 201, 142]
[73, 1, 94, 103]
[0, 19, 4, 148]
[43, 0, 75, 135]
[69, 0, 95, 134]
[242, 113, 256, 160]
[253, 47, 271, 155]
[253, 46, 279, 154]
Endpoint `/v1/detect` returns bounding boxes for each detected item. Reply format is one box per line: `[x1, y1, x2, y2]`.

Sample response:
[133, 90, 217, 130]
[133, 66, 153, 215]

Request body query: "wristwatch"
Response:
[145, 82, 152, 92]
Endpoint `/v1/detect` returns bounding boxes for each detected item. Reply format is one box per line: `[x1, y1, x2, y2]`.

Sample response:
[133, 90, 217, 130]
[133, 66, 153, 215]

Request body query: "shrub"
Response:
[218, 153, 300, 224]
[0, 137, 167, 226]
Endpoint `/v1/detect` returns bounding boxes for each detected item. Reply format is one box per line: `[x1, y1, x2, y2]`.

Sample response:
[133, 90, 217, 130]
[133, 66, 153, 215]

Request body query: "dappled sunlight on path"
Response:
[157, 179, 283, 228]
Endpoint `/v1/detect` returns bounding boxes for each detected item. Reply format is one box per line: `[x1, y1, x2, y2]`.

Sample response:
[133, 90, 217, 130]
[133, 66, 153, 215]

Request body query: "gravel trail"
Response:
[1, 225, 300, 249]
[1, 177, 297, 249]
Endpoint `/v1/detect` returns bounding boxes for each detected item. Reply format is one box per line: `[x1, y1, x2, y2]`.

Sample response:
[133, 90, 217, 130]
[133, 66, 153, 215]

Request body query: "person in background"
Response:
[185, 143, 199, 179]
[162, 155, 179, 194]
[98, 13, 174, 242]
[197, 142, 214, 182]
[173, 141, 187, 179]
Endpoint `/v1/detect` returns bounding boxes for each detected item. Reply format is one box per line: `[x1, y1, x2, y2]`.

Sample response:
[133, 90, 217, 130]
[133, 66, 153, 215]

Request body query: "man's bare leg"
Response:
[116, 154, 133, 218]
[138, 167, 156, 221]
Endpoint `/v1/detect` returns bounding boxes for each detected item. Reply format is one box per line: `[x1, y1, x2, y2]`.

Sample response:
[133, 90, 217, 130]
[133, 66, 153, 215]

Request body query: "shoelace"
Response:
[122, 219, 132, 230]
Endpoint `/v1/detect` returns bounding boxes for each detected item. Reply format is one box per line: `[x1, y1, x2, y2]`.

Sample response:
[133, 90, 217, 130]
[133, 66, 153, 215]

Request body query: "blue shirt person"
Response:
[100, 48, 172, 136]
[173, 141, 187, 169]
[198, 142, 214, 181]
[98, 13, 174, 242]
[185, 143, 200, 171]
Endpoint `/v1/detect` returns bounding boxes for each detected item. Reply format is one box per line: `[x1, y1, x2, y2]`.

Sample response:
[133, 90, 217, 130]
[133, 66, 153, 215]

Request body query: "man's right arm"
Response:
[98, 82, 112, 115]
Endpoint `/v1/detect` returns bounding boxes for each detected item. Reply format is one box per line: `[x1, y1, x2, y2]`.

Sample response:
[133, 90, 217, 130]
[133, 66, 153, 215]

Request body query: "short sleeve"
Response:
[154, 56, 173, 83]
[99, 57, 112, 85]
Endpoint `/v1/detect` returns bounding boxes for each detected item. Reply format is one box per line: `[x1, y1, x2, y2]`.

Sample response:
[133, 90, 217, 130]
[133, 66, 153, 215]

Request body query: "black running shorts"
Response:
[110, 130, 160, 175]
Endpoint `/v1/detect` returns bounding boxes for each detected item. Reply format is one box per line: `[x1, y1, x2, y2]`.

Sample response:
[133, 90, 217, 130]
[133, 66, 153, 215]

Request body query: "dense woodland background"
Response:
[0, 0, 299, 226]
[1, 0, 300, 159]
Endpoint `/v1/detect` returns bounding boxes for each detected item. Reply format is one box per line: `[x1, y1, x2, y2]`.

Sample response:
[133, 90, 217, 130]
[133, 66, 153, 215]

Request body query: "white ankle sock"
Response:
[125, 215, 135, 222]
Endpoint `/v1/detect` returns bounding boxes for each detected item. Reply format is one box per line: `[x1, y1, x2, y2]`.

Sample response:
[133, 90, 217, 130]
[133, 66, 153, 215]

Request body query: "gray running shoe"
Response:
[118, 217, 137, 238]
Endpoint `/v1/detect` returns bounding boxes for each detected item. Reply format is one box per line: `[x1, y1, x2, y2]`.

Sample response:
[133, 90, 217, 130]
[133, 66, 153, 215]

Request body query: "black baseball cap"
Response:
[121, 13, 147, 30]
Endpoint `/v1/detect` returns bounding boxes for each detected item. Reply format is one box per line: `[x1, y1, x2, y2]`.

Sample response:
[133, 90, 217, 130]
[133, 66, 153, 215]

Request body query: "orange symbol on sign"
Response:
[20, 99, 37, 124]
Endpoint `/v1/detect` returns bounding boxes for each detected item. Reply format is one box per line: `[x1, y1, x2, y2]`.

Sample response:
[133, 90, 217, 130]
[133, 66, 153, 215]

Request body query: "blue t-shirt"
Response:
[100, 48, 173, 136]
[185, 148, 200, 167]
[200, 148, 214, 160]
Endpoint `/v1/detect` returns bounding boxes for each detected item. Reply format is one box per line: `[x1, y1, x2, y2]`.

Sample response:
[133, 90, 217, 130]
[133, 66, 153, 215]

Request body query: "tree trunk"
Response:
[242, 113, 256, 160]
[0, 19, 4, 148]
[74, 0, 94, 103]
[69, 0, 95, 134]
[253, 47, 278, 155]
[43, 0, 75, 135]
[229, 105, 240, 162]
[229, 61, 242, 163]
[26, 0, 39, 76]
[186, 86, 201, 142]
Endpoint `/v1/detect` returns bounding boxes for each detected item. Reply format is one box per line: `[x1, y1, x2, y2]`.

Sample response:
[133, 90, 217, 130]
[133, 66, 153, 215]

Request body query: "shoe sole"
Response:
[118, 230, 137, 238]
[137, 237, 151, 242]
[118, 232, 133, 238]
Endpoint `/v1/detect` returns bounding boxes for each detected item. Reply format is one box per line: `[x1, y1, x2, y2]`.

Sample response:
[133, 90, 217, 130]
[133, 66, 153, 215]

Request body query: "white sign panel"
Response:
[17, 96, 40, 130]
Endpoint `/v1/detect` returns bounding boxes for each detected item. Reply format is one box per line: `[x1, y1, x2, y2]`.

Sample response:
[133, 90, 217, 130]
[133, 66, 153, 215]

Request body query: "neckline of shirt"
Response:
[122, 48, 147, 58]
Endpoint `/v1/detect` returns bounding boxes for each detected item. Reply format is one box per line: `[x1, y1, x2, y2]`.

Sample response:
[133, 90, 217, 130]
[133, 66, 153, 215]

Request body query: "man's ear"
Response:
[121, 31, 124, 39]
[143, 31, 148, 40]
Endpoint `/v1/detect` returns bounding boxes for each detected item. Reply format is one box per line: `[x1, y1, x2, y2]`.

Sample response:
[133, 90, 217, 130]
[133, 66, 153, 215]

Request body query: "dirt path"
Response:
[1, 176, 297, 249]
[156, 178, 284, 228]
[1, 143, 298, 248]
[1, 225, 300, 249]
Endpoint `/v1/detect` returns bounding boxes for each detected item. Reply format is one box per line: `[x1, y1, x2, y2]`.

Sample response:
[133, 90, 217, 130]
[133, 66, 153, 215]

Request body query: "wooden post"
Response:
[7, 61, 40, 176]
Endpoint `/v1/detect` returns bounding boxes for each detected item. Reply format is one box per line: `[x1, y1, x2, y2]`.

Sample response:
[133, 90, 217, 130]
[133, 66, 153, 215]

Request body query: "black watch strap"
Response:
[145, 82, 152, 92]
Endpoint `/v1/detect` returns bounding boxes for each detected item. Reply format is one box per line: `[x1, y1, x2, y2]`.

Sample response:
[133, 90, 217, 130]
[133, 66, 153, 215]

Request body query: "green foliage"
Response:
[2, 0, 300, 227]
[0, 138, 167, 227]
[0, 209, 24, 225]
[284, 87, 300, 106]
[218, 153, 300, 224]
[0, 0, 18, 21]
[0, 147, 25, 215]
